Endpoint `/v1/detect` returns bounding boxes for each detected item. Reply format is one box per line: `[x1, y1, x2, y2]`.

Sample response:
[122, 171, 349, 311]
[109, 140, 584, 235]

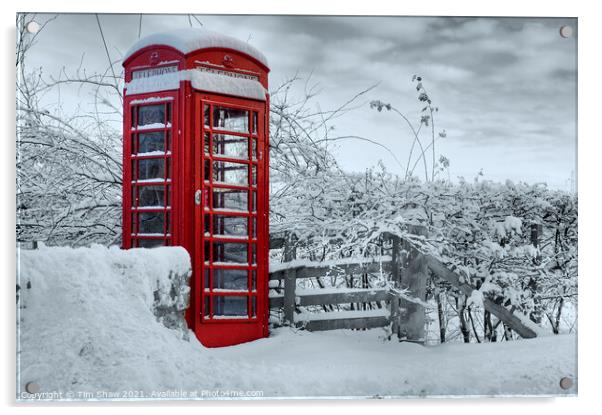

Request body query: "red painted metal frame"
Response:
[123, 41, 270, 348]
[193, 94, 269, 347]
[123, 91, 180, 250]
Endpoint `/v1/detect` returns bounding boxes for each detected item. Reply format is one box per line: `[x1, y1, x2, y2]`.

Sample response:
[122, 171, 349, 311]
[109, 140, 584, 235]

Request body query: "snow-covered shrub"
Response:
[17, 14, 123, 246]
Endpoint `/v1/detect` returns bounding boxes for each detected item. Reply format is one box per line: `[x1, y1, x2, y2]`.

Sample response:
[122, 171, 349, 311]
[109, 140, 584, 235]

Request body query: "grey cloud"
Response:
[23, 13, 577, 189]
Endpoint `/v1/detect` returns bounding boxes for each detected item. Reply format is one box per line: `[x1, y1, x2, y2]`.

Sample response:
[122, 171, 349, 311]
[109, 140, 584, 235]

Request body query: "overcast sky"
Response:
[26, 13, 577, 190]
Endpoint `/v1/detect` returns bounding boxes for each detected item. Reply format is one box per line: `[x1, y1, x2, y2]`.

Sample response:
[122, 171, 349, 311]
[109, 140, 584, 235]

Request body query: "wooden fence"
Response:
[268, 227, 430, 342]
[268, 227, 538, 341]
[269, 259, 398, 333]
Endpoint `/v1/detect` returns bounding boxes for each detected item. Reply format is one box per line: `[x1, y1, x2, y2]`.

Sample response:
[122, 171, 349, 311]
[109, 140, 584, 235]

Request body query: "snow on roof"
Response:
[124, 28, 268, 67]
[125, 70, 181, 95]
[187, 69, 267, 101]
[125, 69, 267, 101]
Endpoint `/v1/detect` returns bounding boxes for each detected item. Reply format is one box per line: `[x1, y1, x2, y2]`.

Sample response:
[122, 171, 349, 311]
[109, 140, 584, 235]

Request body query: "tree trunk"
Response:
[484, 310, 494, 342]
[458, 296, 470, 343]
[347, 273, 355, 311]
[554, 297, 564, 334]
[436, 292, 446, 343]
[503, 322, 513, 341]
[468, 307, 481, 343]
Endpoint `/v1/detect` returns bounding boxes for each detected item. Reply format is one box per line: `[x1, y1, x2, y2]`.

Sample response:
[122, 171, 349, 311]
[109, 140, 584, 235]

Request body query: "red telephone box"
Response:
[122, 29, 270, 347]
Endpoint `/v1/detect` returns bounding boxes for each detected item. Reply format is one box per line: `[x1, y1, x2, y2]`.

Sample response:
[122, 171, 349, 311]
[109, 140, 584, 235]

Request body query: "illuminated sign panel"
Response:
[132, 65, 179, 79]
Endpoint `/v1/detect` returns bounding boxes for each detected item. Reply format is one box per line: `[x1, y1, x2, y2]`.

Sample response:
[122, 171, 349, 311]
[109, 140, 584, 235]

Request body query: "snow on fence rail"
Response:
[268, 257, 393, 280]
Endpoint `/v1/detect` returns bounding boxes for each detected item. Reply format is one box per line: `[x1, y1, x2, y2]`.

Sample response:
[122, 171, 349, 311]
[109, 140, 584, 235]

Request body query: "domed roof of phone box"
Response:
[123, 28, 269, 68]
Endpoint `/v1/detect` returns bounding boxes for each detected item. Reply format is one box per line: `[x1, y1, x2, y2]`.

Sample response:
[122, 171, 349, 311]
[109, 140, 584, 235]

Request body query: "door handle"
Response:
[195, 189, 202, 206]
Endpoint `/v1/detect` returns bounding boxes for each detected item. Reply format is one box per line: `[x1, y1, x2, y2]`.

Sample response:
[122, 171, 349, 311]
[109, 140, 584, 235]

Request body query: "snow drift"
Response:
[17, 245, 576, 400]
[17, 245, 195, 396]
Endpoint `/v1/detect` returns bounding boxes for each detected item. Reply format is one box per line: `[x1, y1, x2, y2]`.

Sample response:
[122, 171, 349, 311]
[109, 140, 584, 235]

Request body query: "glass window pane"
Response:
[213, 106, 249, 132]
[213, 296, 247, 316]
[251, 165, 257, 186]
[212, 134, 248, 159]
[138, 212, 165, 234]
[137, 158, 165, 181]
[203, 160, 210, 181]
[212, 161, 248, 185]
[213, 242, 248, 264]
[137, 104, 165, 126]
[203, 213, 210, 234]
[204, 104, 210, 127]
[252, 217, 257, 238]
[251, 296, 256, 317]
[204, 240, 210, 262]
[251, 270, 256, 291]
[252, 139, 257, 160]
[213, 215, 248, 237]
[203, 132, 210, 155]
[253, 112, 258, 134]
[137, 238, 164, 248]
[213, 269, 248, 290]
[137, 131, 165, 154]
[204, 268, 210, 289]
[251, 244, 256, 265]
[138, 186, 165, 207]
[212, 188, 248, 211]
[203, 295, 210, 317]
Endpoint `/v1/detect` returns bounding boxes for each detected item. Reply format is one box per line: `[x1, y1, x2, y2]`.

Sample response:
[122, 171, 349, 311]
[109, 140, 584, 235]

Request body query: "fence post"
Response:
[390, 234, 401, 285]
[283, 232, 297, 326]
[399, 224, 428, 344]
[389, 234, 402, 338]
[530, 223, 542, 248]
[529, 223, 543, 322]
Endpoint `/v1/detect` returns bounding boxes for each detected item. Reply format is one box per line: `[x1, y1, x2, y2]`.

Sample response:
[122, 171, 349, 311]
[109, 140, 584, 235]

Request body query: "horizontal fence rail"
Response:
[269, 259, 392, 281]
[269, 288, 393, 308]
[269, 257, 398, 332]
[296, 309, 391, 332]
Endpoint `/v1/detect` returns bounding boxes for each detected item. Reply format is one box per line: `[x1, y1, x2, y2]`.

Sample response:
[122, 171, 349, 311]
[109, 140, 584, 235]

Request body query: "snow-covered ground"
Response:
[17, 246, 576, 400]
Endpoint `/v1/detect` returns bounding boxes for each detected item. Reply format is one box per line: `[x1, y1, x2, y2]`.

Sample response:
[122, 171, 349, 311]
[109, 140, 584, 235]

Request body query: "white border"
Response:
[4, 1, 600, 414]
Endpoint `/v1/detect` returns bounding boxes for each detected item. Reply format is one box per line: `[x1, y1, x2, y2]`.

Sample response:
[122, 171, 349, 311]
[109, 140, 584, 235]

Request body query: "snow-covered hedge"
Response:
[270, 166, 578, 340]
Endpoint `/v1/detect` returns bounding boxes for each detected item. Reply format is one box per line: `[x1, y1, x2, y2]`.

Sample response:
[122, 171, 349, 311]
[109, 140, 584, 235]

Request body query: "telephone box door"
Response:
[194, 94, 268, 347]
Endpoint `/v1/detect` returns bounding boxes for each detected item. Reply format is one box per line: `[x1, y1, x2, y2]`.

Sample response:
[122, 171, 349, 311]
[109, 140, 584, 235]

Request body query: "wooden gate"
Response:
[268, 228, 538, 342]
